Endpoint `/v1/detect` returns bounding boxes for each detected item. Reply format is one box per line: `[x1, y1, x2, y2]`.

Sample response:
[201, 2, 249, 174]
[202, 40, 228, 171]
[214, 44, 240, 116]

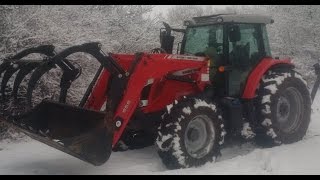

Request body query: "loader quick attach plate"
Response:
[0, 101, 113, 166]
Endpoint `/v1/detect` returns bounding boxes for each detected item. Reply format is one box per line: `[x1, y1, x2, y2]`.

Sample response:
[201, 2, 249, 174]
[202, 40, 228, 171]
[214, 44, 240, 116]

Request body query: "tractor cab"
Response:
[160, 14, 274, 97]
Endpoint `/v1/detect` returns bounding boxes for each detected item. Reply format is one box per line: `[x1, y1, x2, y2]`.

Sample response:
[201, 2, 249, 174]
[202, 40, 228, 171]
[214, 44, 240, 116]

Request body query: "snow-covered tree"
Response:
[260, 5, 320, 85]
[0, 5, 161, 55]
[0, 5, 163, 106]
[166, 5, 205, 28]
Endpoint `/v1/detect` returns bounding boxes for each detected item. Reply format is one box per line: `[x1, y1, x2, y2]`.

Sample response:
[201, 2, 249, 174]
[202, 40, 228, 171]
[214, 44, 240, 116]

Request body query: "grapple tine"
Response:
[0, 62, 11, 77]
[1, 64, 20, 98]
[26, 62, 54, 107]
[0, 62, 10, 100]
[12, 62, 40, 99]
[1, 44, 56, 101]
[10, 45, 55, 60]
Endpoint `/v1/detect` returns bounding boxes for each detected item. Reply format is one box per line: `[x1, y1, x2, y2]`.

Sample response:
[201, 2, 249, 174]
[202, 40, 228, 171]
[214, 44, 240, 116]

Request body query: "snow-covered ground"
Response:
[1, 93, 320, 175]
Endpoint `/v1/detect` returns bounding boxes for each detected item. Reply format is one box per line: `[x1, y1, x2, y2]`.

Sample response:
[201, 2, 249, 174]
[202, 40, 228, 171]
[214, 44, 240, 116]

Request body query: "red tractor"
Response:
[1, 14, 319, 169]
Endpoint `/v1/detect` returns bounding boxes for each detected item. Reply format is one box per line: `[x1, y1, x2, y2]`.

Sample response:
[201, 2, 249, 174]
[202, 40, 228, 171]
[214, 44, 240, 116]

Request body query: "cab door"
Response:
[225, 23, 268, 97]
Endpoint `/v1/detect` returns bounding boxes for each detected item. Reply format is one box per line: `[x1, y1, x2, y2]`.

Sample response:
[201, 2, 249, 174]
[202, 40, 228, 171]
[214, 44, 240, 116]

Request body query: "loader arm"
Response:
[109, 54, 209, 145]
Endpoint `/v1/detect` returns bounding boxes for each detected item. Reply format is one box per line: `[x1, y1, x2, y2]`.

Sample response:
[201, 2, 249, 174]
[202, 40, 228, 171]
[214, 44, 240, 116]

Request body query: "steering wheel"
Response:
[212, 43, 223, 54]
[150, 48, 167, 54]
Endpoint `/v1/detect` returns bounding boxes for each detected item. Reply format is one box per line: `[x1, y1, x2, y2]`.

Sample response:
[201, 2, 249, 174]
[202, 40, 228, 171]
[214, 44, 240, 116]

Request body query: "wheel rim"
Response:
[184, 115, 215, 159]
[276, 87, 304, 133]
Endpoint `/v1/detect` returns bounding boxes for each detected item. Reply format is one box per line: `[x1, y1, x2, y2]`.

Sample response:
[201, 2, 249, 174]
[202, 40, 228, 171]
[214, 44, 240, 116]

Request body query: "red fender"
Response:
[241, 57, 294, 99]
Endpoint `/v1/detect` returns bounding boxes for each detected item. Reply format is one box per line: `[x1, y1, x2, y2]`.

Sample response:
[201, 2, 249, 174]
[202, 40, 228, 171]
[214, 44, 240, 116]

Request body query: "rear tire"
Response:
[255, 69, 311, 147]
[156, 97, 226, 169]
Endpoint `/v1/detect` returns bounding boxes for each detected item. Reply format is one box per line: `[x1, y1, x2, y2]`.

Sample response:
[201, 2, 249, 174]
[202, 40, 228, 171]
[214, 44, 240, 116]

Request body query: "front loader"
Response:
[1, 14, 320, 169]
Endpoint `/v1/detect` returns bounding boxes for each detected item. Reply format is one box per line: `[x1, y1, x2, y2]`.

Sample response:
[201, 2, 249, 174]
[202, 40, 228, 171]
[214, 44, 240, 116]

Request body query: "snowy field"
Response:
[1, 93, 320, 175]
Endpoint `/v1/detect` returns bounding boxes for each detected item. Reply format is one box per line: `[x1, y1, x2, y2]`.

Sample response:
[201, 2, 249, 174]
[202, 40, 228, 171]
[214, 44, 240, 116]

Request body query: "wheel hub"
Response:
[277, 96, 291, 123]
[184, 115, 215, 159]
[276, 87, 304, 133]
[187, 128, 200, 142]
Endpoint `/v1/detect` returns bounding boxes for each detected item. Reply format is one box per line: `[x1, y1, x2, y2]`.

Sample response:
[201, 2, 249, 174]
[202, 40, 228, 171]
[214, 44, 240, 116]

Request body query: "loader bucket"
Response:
[0, 100, 113, 166]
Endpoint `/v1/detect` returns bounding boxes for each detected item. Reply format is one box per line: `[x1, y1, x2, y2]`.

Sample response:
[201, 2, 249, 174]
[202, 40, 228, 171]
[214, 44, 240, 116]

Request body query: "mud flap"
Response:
[0, 101, 113, 166]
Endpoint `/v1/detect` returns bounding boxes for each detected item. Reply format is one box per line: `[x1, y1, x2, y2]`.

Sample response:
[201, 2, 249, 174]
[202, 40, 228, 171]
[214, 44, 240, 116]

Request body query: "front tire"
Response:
[255, 69, 311, 147]
[156, 97, 226, 169]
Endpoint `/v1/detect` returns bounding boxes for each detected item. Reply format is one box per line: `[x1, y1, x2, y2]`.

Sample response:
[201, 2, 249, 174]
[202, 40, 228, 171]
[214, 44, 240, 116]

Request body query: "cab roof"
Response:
[184, 14, 274, 26]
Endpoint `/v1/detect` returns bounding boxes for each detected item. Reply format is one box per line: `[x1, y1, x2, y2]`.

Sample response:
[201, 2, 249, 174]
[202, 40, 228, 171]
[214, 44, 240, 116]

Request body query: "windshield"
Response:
[183, 25, 223, 55]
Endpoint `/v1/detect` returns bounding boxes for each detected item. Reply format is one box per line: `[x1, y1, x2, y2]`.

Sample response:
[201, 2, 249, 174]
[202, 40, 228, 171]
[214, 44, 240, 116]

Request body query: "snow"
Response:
[218, 139, 224, 145]
[169, 121, 187, 167]
[219, 116, 226, 145]
[0, 93, 320, 174]
[221, 131, 227, 137]
[166, 103, 173, 114]
[294, 72, 308, 86]
[262, 72, 291, 85]
[158, 134, 172, 143]
[266, 128, 278, 139]
[174, 122, 181, 132]
[262, 105, 271, 114]
[178, 115, 185, 122]
[156, 134, 172, 151]
[194, 99, 216, 112]
[262, 118, 272, 127]
[262, 95, 271, 104]
[182, 107, 192, 115]
[165, 123, 173, 127]
[241, 122, 256, 139]
[264, 84, 278, 94]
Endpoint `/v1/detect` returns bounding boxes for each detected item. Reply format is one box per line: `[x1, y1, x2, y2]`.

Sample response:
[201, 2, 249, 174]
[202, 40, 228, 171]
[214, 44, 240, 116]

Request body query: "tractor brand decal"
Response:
[201, 74, 210, 82]
[172, 68, 198, 76]
[166, 55, 205, 61]
[122, 100, 131, 113]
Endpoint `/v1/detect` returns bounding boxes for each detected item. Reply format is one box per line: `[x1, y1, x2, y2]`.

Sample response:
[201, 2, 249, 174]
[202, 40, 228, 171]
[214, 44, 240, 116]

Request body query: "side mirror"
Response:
[228, 25, 241, 42]
[160, 31, 175, 54]
[160, 22, 175, 54]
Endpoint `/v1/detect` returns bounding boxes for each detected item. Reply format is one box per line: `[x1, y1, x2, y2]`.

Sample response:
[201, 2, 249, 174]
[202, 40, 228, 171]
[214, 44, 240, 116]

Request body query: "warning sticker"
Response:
[166, 55, 206, 61]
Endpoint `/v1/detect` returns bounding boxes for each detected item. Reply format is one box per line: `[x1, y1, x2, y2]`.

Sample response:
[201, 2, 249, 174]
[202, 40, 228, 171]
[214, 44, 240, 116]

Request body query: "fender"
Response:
[242, 57, 294, 99]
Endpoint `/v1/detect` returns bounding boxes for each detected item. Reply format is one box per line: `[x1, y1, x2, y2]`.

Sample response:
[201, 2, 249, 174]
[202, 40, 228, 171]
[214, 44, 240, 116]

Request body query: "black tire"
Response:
[156, 97, 226, 169]
[255, 69, 311, 147]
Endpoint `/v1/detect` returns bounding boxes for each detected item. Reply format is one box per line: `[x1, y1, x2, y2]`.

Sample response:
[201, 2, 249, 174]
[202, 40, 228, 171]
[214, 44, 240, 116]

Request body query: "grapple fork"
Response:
[0, 42, 121, 166]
